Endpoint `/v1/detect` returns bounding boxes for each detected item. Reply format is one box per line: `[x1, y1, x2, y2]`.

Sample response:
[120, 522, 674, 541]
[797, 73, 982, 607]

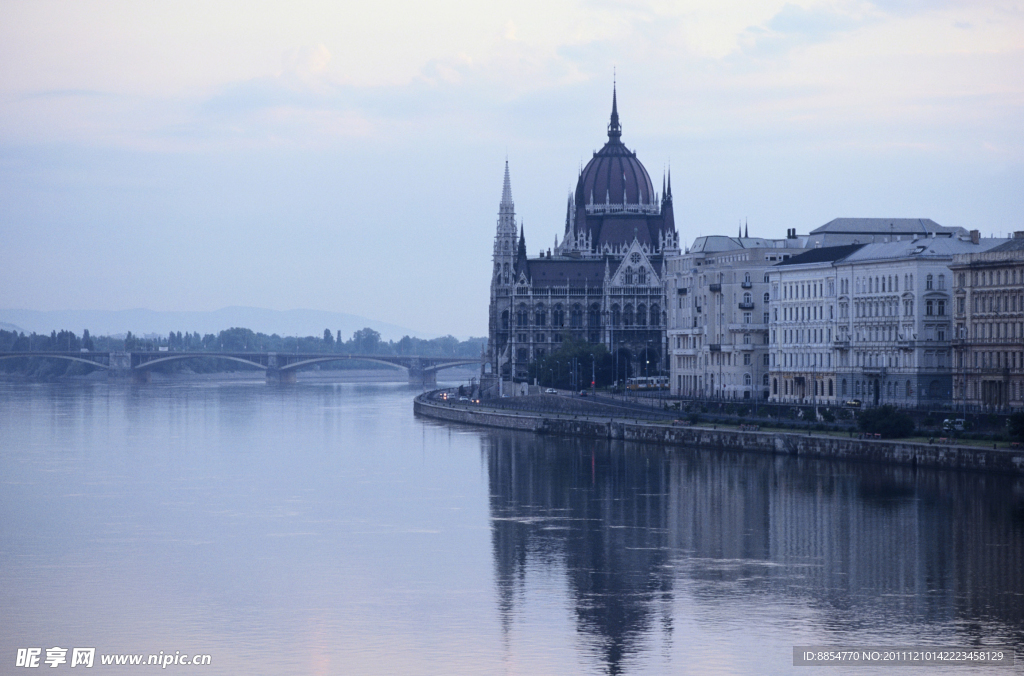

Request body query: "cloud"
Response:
[741, 3, 873, 56]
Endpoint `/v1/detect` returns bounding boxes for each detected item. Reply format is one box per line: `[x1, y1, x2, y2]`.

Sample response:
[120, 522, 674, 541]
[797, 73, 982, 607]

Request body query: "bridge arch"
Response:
[133, 354, 268, 372]
[0, 354, 110, 370]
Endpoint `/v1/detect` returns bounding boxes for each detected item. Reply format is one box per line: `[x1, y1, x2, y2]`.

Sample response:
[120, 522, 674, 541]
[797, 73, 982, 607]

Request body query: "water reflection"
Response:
[485, 432, 1024, 674]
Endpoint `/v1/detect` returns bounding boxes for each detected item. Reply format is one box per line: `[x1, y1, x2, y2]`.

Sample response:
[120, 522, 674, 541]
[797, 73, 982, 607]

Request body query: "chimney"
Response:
[1014, 231, 1024, 239]
[970, 229, 980, 244]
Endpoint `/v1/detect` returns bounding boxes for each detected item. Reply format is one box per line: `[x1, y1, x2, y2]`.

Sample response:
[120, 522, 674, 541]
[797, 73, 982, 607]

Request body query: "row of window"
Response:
[970, 321, 1023, 341]
[782, 281, 826, 299]
[971, 351, 1024, 369]
[505, 303, 662, 329]
[971, 294, 1023, 314]
[966, 269, 1021, 287]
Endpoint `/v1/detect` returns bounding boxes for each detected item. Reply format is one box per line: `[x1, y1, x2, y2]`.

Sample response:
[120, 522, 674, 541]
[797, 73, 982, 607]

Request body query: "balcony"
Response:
[709, 283, 721, 292]
[729, 323, 767, 332]
[833, 339, 850, 349]
[741, 281, 752, 289]
[709, 344, 722, 352]
[738, 302, 755, 310]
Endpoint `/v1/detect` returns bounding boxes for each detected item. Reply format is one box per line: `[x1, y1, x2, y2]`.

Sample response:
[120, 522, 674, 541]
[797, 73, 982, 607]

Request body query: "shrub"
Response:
[1008, 412, 1024, 444]
[858, 405, 915, 439]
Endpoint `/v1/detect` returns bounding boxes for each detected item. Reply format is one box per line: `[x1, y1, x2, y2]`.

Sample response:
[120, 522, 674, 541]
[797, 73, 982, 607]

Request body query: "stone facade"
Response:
[950, 234, 1024, 411]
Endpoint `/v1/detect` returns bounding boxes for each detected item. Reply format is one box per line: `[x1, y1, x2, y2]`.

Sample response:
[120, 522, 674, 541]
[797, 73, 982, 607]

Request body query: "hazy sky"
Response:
[1, 1, 1021, 338]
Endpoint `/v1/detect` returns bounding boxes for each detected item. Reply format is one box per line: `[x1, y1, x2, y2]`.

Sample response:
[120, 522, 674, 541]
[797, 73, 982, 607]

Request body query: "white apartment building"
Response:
[665, 230, 807, 399]
[832, 235, 1008, 406]
[767, 245, 859, 404]
[768, 229, 1008, 407]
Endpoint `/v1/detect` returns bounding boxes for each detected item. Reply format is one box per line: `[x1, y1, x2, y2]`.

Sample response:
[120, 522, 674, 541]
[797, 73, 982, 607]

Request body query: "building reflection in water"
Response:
[484, 430, 1024, 674]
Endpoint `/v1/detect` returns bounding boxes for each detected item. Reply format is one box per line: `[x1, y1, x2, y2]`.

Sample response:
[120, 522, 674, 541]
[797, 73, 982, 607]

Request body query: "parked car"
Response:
[544, 388, 557, 394]
[942, 418, 965, 432]
[845, 399, 862, 408]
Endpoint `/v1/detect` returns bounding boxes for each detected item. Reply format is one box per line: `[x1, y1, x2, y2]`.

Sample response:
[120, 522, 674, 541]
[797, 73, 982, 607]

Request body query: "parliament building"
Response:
[486, 89, 679, 383]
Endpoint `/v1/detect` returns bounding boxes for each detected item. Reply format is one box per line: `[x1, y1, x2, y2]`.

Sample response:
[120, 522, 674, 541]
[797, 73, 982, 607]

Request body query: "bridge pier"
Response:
[266, 368, 297, 384]
[408, 368, 436, 386]
[132, 370, 152, 384]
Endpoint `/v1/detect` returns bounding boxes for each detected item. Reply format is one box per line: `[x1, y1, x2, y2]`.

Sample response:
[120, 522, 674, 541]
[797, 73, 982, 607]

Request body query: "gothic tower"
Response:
[487, 161, 517, 379]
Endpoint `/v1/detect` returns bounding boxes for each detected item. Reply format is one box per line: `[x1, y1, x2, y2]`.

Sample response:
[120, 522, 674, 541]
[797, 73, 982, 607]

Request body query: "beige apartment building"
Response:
[950, 234, 1024, 411]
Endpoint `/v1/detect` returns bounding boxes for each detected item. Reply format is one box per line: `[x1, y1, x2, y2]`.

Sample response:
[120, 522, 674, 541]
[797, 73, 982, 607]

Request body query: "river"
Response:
[1, 380, 1021, 674]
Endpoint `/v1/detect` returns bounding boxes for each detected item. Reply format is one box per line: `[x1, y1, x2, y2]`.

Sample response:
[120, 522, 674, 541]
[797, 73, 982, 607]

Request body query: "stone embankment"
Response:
[414, 393, 1024, 475]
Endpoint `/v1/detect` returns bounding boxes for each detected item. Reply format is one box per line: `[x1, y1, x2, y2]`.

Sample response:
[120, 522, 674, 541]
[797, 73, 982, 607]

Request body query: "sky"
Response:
[1, 0, 1021, 338]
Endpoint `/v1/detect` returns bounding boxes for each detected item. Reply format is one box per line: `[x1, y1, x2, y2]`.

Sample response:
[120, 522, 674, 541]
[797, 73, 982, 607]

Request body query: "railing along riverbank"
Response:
[413, 391, 1024, 475]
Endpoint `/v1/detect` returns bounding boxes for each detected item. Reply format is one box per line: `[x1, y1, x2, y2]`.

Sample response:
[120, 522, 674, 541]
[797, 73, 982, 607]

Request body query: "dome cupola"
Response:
[574, 85, 657, 213]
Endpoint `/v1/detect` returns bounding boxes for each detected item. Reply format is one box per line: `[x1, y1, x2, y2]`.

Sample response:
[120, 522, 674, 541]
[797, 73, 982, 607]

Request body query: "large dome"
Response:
[574, 89, 656, 208]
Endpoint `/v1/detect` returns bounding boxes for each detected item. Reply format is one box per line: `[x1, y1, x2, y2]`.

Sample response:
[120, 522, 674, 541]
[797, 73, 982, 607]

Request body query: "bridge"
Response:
[0, 351, 481, 385]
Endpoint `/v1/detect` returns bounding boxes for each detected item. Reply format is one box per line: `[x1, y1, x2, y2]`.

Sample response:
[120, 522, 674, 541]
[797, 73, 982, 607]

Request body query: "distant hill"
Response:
[0, 307, 431, 342]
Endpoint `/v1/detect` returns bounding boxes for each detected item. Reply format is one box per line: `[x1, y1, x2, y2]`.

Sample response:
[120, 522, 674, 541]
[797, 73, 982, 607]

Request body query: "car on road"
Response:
[845, 399, 862, 408]
[544, 388, 558, 394]
[458, 396, 469, 402]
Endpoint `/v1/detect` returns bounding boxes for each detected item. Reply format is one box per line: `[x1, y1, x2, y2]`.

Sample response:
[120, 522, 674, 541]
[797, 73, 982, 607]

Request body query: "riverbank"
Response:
[414, 391, 1024, 475]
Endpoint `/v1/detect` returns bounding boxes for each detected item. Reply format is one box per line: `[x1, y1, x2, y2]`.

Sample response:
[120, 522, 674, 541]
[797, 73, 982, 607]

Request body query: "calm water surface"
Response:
[1, 381, 1022, 675]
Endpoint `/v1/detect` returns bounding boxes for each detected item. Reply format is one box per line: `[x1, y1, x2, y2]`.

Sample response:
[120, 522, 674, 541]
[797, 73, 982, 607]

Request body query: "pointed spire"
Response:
[515, 222, 529, 278]
[666, 167, 672, 198]
[739, 222, 743, 238]
[500, 159, 513, 208]
[745, 220, 749, 239]
[607, 77, 621, 142]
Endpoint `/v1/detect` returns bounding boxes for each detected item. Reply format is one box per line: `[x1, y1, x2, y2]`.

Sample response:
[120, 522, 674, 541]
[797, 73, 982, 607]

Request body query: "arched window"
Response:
[611, 304, 621, 327]
[636, 304, 647, 326]
[763, 374, 769, 387]
[501, 310, 509, 330]
[517, 303, 529, 327]
[828, 379, 833, 396]
[534, 303, 546, 327]
[938, 274, 945, 290]
[570, 304, 583, 328]
[588, 303, 601, 328]
[623, 267, 633, 285]
[623, 305, 634, 327]
[552, 304, 564, 327]
[638, 267, 646, 285]
[763, 292, 770, 304]
[649, 305, 660, 326]
[926, 274, 933, 290]
[773, 378, 778, 394]
[743, 292, 752, 304]
[744, 373, 752, 386]
[906, 380, 912, 397]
